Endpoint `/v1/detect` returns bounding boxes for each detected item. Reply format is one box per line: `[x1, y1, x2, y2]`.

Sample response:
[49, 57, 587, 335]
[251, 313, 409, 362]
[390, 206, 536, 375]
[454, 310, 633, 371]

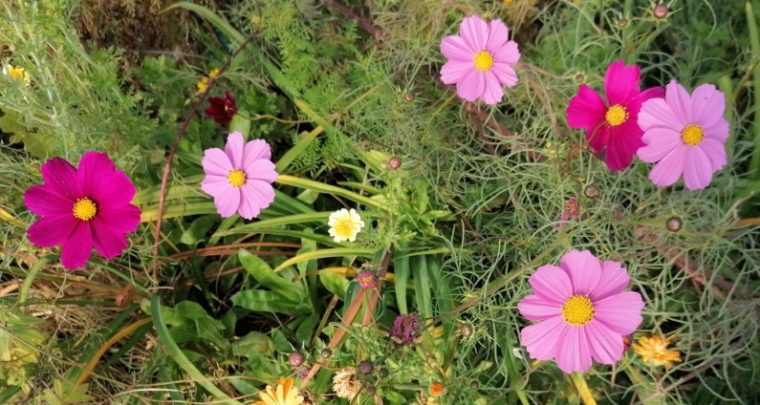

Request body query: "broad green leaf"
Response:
[231, 290, 311, 315]
[393, 256, 410, 314]
[413, 255, 433, 319]
[239, 249, 305, 302]
[232, 332, 274, 358]
[319, 270, 350, 300]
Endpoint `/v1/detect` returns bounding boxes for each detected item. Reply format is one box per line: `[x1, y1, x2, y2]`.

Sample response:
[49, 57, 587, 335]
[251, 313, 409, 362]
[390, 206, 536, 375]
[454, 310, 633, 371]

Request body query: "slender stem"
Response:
[18, 257, 48, 304]
[570, 373, 597, 405]
[75, 318, 152, 385]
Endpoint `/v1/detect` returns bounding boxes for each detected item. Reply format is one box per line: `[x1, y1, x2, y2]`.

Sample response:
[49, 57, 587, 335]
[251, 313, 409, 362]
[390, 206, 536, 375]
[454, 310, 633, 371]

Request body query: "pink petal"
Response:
[440, 35, 474, 61]
[24, 185, 72, 216]
[700, 139, 727, 171]
[492, 41, 520, 65]
[200, 174, 231, 198]
[202, 147, 233, 176]
[638, 86, 665, 102]
[481, 71, 504, 105]
[214, 188, 241, 218]
[456, 70, 485, 102]
[520, 316, 566, 361]
[224, 131, 245, 168]
[567, 85, 606, 130]
[638, 128, 682, 163]
[586, 126, 611, 155]
[243, 139, 273, 164]
[648, 145, 686, 187]
[239, 181, 275, 219]
[518, 294, 562, 321]
[491, 63, 518, 87]
[585, 320, 624, 365]
[91, 220, 129, 259]
[40, 157, 81, 199]
[91, 170, 137, 210]
[682, 147, 714, 190]
[27, 215, 78, 247]
[594, 291, 644, 335]
[638, 98, 681, 131]
[528, 264, 572, 303]
[604, 60, 640, 105]
[485, 19, 509, 51]
[459, 16, 489, 51]
[604, 123, 643, 171]
[690, 83, 725, 127]
[589, 260, 629, 301]
[664, 80, 691, 126]
[60, 222, 93, 269]
[77, 151, 116, 197]
[555, 326, 593, 373]
[98, 203, 141, 234]
[559, 250, 601, 295]
[245, 158, 278, 183]
[441, 60, 473, 85]
[702, 118, 730, 142]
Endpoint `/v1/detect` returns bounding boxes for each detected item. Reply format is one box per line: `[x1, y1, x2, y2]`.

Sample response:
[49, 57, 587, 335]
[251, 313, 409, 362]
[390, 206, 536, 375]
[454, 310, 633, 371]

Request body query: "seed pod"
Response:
[666, 216, 682, 232]
[288, 351, 304, 367]
[378, 368, 389, 378]
[616, 18, 629, 28]
[584, 185, 600, 199]
[320, 348, 333, 358]
[357, 360, 374, 375]
[653, 4, 669, 19]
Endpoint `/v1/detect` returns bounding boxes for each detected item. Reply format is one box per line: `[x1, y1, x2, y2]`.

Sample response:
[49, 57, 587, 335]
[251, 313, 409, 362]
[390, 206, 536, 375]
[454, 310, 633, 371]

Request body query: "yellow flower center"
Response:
[227, 169, 246, 188]
[562, 295, 595, 325]
[333, 218, 355, 239]
[473, 50, 495, 72]
[681, 124, 704, 146]
[605, 104, 628, 126]
[72, 198, 97, 221]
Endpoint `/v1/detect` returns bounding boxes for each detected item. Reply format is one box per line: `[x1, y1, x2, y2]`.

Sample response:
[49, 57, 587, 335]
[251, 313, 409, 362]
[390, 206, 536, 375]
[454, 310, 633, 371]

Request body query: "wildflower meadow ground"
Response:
[1, 0, 760, 404]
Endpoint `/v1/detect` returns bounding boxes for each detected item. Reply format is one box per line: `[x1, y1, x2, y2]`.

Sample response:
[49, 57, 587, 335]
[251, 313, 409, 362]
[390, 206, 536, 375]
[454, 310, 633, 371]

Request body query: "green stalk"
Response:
[747, 1, 760, 176]
[18, 257, 48, 304]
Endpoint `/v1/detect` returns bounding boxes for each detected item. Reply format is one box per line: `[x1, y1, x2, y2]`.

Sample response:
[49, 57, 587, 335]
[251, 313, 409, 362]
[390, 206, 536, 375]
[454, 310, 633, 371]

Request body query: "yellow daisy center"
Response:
[605, 104, 628, 126]
[562, 295, 595, 325]
[227, 169, 246, 188]
[72, 198, 97, 221]
[333, 218, 355, 239]
[473, 50, 495, 72]
[681, 124, 704, 146]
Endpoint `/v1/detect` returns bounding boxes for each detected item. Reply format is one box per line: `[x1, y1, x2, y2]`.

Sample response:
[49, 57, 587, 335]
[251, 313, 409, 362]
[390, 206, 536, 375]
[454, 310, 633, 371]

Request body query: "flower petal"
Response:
[486, 19, 509, 51]
[24, 185, 72, 216]
[90, 170, 137, 210]
[492, 41, 520, 65]
[214, 188, 241, 218]
[682, 147, 714, 190]
[481, 71, 504, 105]
[491, 63, 518, 88]
[555, 326, 593, 373]
[664, 80, 691, 126]
[594, 291, 644, 335]
[559, 249, 601, 295]
[520, 316, 566, 361]
[239, 181, 275, 220]
[27, 214, 78, 247]
[585, 320, 624, 365]
[589, 260, 630, 301]
[638, 98, 681, 131]
[243, 139, 272, 164]
[441, 60, 474, 85]
[690, 83, 725, 127]
[567, 85, 606, 130]
[202, 147, 233, 177]
[604, 122, 643, 171]
[225, 131, 245, 168]
[638, 128, 682, 163]
[40, 157, 81, 199]
[456, 70, 485, 102]
[586, 126, 611, 155]
[77, 151, 116, 197]
[604, 60, 641, 105]
[648, 145, 686, 187]
[91, 220, 129, 259]
[459, 16, 489, 51]
[60, 222, 93, 269]
[200, 174, 231, 198]
[98, 203, 141, 234]
[245, 159, 278, 183]
[518, 294, 562, 321]
[702, 117, 730, 142]
[441, 35, 474, 61]
[700, 139, 728, 171]
[528, 264, 572, 303]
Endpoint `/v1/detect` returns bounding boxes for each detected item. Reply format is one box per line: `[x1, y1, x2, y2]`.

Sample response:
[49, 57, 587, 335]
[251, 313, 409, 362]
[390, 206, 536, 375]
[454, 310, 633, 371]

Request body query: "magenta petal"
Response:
[604, 125, 641, 171]
[664, 80, 691, 125]
[690, 84, 724, 127]
[202, 148, 233, 176]
[77, 151, 116, 197]
[441, 35, 474, 61]
[555, 326, 593, 373]
[40, 157, 80, 199]
[529, 264, 572, 303]
[604, 60, 640, 105]
[27, 215, 78, 247]
[459, 16, 488, 51]
[518, 294, 561, 321]
[594, 291, 644, 335]
[245, 159, 278, 183]
[520, 316, 566, 361]
[682, 147, 714, 190]
[91, 170, 137, 210]
[98, 204, 141, 234]
[559, 250, 601, 295]
[214, 187, 241, 218]
[485, 19, 508, 51]
[224, 131, 245, 168]
[441, 60, 473, 85]
[91, 220, 129, 259]
[589, 260, 630, 301]
[481, 71, 503, 105]
[585, 320, 624, 365]
[586, 126, 610, 155]
[60, 222, 93, 269]
[700, 139, 727, 171]
[491, 63, 518, 88]
[648, 146, 686, 187]
[24, 185, 72, 216]
[456, 69, 485, 102]
[242, 139, 273, 164]
[638, 86, 665, 102]
[567, 85, 606, 130]
[492, 41, 520, 65]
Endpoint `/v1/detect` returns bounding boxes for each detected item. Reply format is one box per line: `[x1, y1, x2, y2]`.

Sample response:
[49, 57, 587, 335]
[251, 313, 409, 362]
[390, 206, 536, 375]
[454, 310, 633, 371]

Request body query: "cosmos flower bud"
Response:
[666, 216, 682, 232]
[357, 360, 374, 375]
[653, 4, 669, 19]
[584, 185, 600, 199]
[288, 351, 305, 367]
[388, 156, 402, 169]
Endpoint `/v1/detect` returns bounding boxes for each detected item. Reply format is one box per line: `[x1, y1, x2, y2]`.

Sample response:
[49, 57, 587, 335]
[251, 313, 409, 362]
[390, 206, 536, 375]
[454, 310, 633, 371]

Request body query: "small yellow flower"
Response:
[2, 64, 30, 84]
[196, 68, 221, 94]
[633, 335, 682, 368]
[253, 377, 304, 405]
[429, 382, 444, 397]
[332, 367, 361, 400]
[328, 208, 365, 242]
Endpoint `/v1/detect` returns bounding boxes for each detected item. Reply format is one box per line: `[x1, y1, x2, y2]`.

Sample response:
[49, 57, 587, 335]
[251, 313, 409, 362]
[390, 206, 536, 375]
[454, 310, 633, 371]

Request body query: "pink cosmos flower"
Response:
[518, 250, 644, 373]
[23, 152, 141, 269]
[200, 131, 278, 219]
[637, 80, 729, 190]
[566, 60, 664, 171]
[440, 16, 520, 105]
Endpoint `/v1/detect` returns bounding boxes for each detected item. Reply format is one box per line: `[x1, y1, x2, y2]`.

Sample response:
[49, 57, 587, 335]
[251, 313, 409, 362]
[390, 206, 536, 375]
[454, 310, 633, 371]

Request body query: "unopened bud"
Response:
[357, 360, 374, 375]
[584, 185, 600, 199]
[387, 156, 402, 169]
[288, 351, 304, 367]
[653, 4, 669, 19]
[666, 216, 682, 232]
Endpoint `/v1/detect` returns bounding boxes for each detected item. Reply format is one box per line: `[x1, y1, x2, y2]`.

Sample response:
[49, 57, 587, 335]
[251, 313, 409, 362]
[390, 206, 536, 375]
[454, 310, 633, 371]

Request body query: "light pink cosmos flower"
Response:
[637, 80, 729, 190]
[24, 152, 141, 269]
[566, 60, 664, 171]
[440, 16, 520, 105]
[518, 250, 644, 373]
[200, 132, 278, 219]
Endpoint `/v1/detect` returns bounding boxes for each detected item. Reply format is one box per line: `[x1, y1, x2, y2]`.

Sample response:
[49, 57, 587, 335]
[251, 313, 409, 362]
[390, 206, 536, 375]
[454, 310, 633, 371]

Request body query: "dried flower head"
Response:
[390, 313, 420, 346]
[332, 367, 361, 400]
[633, 335, 682, 368]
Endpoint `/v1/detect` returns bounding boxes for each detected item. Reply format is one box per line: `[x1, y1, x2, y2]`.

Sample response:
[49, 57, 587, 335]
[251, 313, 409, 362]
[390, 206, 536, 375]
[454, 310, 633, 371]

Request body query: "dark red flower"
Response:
[204, 91, 237, 125]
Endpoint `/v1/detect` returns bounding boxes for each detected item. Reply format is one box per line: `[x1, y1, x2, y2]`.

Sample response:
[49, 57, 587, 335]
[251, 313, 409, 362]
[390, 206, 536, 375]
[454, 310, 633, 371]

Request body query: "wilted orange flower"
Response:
[632, 335, 682, 368]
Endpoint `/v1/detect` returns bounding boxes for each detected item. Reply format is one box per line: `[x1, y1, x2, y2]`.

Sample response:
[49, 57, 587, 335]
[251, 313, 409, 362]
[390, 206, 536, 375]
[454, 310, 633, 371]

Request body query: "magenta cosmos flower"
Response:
[23, 152, 141, 269]
[637, 80, 728, 190]
[566, 60, 664, 171]
[200, 131, 277, 219]
[518, 250, 644, 373]
[440, 16, 520, 105]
